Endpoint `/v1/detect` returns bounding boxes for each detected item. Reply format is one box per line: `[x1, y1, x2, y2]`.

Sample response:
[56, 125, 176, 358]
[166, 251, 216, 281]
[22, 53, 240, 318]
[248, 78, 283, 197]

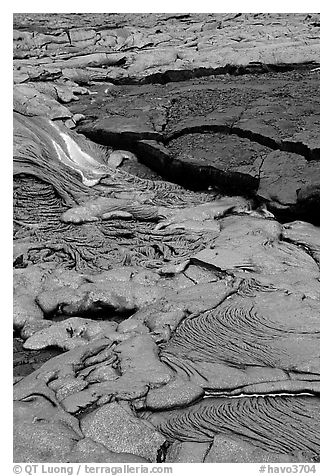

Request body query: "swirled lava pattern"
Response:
[150, 395, 319, 461]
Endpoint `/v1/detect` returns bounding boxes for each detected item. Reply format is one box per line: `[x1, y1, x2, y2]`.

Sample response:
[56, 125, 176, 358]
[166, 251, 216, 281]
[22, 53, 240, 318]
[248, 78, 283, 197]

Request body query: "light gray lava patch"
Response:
[81, 402, 166, 461]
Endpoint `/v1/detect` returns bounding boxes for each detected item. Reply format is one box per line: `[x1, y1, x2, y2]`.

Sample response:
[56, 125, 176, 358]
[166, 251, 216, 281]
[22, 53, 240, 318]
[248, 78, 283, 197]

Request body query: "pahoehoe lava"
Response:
[12, 13, 320, 464]
[147, 395, 319, 460]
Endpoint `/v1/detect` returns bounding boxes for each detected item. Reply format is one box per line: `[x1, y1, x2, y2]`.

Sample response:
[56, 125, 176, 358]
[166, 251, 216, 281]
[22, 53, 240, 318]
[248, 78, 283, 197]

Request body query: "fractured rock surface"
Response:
[13, 13, 319, 84]
[72, 71, 319, 221]
[13, 13, 320, 464]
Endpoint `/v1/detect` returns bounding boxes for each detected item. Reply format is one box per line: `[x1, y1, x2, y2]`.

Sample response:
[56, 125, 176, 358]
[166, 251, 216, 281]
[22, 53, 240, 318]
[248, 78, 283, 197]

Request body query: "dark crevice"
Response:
[78, 129, 248, 190]
[75, 128, 319, 224]
[156, 441, 170, 463]
[266, 204, 320, 227]
[146, 159, 258, 196]
[76, 128, 258, 195]
[165, 124, 232, 142]
[231, 126, 319, 161]
[44, 307, 136, 323]
[84, 62, 320, 87]
[74, 133, 318, 224]
[164, 124, 319, 161]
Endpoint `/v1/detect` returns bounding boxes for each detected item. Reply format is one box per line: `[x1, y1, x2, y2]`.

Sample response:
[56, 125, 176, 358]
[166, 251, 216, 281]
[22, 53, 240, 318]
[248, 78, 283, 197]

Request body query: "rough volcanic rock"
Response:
[68, 438, 149, 463]
[128, 278, 240, 336]
[13, 339, 112, 404]
[204, 434, 312, 463]
[13, 337, 62, 379]
[23, 317, 119, 351]
[165, 132, 266, 193]
[13, 394, 82, 463]
[13, 84, 72, 119]
[145, 378, 204, 410]
[256, 151, 319, 220]
[14, 263, 57, 298]
[71, 71, 319, 221]
[32, 264, 195, 322]
[13, 14, 320, 223]
[13, 13, 319, 85]
[14, 111, 218, 272]
[192, 214, 319, 294]
[81, 402, 165, 461]
[78, 115, 163, 144]
[115, 334, 174, 385]
[12, 13, 320, 465]
[156, 196, 251, 232]
[281, 220, 320, 264]
[14, 391, 149, 463]
[14, 332, 174, 415]
[60, 196, 160, 224]
[13, 295, 45, 330]
[13, 263, 58, 331]
[166, 441, 210, 463]
[158, 214, 319, 394]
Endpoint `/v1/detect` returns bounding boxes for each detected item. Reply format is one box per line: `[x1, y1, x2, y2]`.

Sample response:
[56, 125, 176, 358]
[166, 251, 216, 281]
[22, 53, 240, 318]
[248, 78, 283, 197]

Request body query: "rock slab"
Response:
[81, 402, 165, 462]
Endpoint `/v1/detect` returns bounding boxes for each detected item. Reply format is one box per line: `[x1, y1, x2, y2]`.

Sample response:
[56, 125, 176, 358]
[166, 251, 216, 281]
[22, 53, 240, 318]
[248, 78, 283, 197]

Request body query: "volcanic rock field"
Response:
[13, 13, 320, 464]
